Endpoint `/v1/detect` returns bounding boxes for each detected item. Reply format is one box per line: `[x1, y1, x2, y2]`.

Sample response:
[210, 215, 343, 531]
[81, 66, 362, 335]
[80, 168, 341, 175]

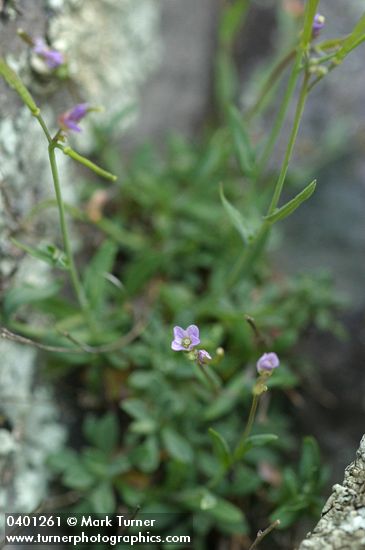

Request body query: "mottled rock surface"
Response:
[0, 0, 162, 516]
[298, 436, 365, 550]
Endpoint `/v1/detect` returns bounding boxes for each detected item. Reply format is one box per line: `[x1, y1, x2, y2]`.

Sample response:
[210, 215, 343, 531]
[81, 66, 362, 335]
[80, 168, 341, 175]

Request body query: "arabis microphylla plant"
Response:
[0, 55, 116, 332]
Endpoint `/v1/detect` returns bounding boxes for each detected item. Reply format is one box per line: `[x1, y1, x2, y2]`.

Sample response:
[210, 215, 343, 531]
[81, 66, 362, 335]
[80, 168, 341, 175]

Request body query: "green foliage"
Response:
[270, 437, 329, 529]
[11, 239, 69, 270]
[264, 179, 317, 224]
[228, 106, 256, 178]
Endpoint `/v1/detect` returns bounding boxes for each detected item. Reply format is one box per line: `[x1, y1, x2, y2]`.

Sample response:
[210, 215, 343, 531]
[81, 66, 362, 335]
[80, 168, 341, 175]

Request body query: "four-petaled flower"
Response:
[32, 37, 64, 69]
[312, 13, 325, 38]
[171, 325, 200, 351]
[58, 103, 89, 133]
[256, 352, 280, 374]
[197, 349, 212, 366]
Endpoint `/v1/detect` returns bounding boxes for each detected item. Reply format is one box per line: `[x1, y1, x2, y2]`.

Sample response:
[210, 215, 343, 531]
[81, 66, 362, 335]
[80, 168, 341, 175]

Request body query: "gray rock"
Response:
[0, 0, 162, 515]
[298, 436, 365, 549]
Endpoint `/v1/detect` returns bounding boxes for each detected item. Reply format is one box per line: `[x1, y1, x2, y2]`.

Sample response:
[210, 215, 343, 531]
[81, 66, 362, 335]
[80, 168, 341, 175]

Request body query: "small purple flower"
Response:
[197, 349, 212, 366]
[58, 103, 89, 133]
[171, 325, 200, 351]
[312, 13, 325, 38]
[256, 352, 280, 374]
[33, 38, 64, 69]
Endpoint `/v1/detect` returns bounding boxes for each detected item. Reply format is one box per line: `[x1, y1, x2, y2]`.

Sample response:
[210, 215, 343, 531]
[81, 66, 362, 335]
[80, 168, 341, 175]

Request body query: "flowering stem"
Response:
[257, 50, 302, 175]
[233, 394, 259, 461]
[48, 143, 91, 322]
[227, 69, 310, 288]
[249, 520, 281, 550]
[198, 364, 219, 395]
[257, 0, 319, 174]
[248, 49, 296, 120]
[267, 69, 310, 215]
[35, 113, 52, 143]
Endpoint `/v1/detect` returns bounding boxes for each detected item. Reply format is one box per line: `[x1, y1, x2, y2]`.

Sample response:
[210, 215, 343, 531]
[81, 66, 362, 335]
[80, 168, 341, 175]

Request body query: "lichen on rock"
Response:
[299, 436, 365, 550]
[48, 0, 162, 144]
[0, 340, 66, 521]
[1, 0, 164, 518]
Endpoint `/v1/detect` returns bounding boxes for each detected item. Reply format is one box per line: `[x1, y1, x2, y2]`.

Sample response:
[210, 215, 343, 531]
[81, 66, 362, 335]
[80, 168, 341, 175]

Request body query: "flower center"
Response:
[182, 337, 191, 349]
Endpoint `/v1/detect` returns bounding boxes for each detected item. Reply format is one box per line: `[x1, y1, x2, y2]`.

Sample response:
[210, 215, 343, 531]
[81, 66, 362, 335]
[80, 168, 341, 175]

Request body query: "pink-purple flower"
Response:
[256, 352, 280, 374]
[312, 13, 325, 38]
[58, 103, 89, 133]
[197, 349, 212, 366]
[171, 325, 200, 351]
[32, 38, 64, 69]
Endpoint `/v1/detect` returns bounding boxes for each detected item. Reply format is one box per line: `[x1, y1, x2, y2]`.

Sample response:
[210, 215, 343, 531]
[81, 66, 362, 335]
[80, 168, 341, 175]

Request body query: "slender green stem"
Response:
[226, 222, 269, 288]
[233, 394, 259, 460]
[248, 49, 296, 120]
[199, 364, 219, 395]
[36, 114, 52, 144]
[227, 70, 310, 289]
[257, 51, 302, 175]
[249, 520, 281, 550]
[251, 0, 318, 174]
[208, 392, 259, 488]
[48, 144, 90, 320]
[267, 70, 310, 215]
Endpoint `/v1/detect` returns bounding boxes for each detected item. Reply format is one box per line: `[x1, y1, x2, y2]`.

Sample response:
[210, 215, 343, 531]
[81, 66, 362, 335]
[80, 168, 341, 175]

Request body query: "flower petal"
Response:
[171, 340, 185, 351]
[186, 325, 200, 340]
[173, 326, 185, 341]
[267, 352, 279, 368]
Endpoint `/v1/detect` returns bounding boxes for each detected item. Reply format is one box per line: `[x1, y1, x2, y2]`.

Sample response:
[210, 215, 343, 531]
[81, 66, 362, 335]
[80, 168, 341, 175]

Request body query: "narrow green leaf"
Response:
[132, 436, 160, 473]
[121, 398, 151, 421]
[161, 427, 194, 464]
[208, 428, 231, 469]
[60, 146, 117, 181]
[335, 13, 365, 61]
[208, 497, 247, 530]
[89, 482, 116, 513]
[215, 51, 238, 109]
[270, 501, 305, 529]
[299, 436, 321, 483]
[219, 0, 250, 47]
[0, 58, 39, 114]
[220, 184, 251, 245]
[235, 434, 278, 461]
[11, 238, 69, 270]
[179, 488, 247, 530]
[228, 106, 256, 177]
[3, 281, 62, 318]
[264, 179, 316, 224]
[83, 239, 118, 312]
[83, 413, 119, 454]
[300, 0, 320, 50]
